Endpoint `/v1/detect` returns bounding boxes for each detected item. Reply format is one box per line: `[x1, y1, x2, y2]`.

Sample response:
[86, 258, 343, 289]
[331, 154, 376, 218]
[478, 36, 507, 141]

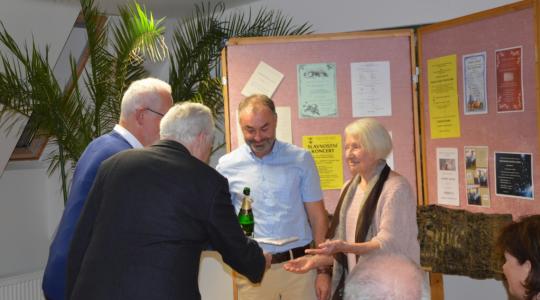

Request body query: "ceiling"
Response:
[49, 0, 258, 18]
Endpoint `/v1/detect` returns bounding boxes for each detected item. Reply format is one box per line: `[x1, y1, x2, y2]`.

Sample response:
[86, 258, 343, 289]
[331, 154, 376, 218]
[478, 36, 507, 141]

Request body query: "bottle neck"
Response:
[241, 196, 251, 210]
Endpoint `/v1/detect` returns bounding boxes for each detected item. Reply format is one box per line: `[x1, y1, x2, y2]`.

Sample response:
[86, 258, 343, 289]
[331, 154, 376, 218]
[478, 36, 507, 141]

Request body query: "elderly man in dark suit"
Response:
[66, 102, 270, 300]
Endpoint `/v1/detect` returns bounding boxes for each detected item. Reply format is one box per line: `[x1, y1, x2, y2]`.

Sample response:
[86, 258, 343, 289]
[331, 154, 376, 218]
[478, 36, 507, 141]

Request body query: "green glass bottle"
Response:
[238, 187, 254, 237]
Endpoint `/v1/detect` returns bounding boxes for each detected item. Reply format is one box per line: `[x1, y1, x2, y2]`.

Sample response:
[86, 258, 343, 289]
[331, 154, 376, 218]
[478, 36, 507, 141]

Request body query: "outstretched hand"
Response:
[306, 239, 347, 256]
[283, 254, 333, 273]
[283, 255, 316, 273]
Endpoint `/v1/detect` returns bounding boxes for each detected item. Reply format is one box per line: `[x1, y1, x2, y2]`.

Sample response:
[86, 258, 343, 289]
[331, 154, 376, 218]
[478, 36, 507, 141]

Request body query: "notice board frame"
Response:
[416, 2, 540, 296]
[418, 0, 540, 219]
[222, 30, 422, 213]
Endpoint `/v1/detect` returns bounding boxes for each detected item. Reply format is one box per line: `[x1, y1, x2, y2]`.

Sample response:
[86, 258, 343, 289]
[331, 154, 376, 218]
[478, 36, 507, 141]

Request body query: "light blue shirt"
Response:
[216, 140, 323, 253]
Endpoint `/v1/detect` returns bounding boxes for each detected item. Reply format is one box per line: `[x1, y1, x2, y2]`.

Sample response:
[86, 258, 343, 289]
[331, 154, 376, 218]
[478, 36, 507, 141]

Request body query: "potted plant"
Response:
[0, 0, 168, 203]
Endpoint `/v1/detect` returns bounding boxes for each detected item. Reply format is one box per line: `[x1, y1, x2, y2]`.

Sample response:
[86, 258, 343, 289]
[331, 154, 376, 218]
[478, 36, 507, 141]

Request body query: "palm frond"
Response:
[113, 4, 167, 77]
[0, 22, 38, 120]
[169, 1, 312, 153]
[79, 0, 114, 136]
[0, 0, 167, 203]
[129, 3, 168, 62]
[169, 2, 226, 102]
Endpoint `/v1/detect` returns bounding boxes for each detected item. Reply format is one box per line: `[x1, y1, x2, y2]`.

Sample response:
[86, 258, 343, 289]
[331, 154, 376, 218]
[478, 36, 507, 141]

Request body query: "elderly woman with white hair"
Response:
[344, 253, 424, 300]
[284, 118, 420, 300]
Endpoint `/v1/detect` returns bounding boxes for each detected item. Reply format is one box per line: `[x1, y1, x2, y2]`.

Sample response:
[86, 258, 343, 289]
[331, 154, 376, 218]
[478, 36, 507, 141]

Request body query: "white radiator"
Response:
[0, 271, 45, 300]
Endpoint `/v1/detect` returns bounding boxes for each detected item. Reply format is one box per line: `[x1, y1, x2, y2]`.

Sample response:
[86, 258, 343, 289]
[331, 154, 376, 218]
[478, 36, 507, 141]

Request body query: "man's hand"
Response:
[283, 255, 316, 273]
[315, 272, 331, 300]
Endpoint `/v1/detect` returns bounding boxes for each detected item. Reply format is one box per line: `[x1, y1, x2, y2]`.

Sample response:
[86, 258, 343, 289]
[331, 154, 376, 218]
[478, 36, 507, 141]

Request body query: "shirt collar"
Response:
[113, 124, 143, 149]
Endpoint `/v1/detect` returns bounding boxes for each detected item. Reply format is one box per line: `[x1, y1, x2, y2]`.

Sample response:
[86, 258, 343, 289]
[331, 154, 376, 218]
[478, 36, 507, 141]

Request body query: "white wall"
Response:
[0, 0, 80, 277]
[0, 0, 79, 61]
[0, 0, 518, 299]
[0, 0, 79, 174]
[0, 162, 55, 276]
[247, 0, 517, 33]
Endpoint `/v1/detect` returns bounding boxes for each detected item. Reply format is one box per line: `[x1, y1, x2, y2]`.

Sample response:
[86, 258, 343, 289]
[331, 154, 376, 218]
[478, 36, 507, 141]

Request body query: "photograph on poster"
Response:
[476, 168, 488, 187]
[463, 52, 487, 115]
[465, 148, 477, 169]
[467, 186, 481, 205]
[496, 46, 523, 113]
[297, 63, 338, 118]
[439, 158, 456, 171]
[495, 152, 533, 199]
[465, 146, 490, 207]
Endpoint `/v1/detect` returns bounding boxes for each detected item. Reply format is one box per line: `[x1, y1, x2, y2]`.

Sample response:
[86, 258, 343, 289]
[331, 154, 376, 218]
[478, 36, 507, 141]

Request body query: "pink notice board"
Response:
[418, 0, 540, 218]
[223, 31, 420, 213]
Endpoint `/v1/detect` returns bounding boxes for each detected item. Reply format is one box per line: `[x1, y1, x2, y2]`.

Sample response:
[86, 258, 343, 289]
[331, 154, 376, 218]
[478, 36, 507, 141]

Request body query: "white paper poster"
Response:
[436, 147, 460, 206]
[241, 61, 284, 98]
[351, 61, 392, 117]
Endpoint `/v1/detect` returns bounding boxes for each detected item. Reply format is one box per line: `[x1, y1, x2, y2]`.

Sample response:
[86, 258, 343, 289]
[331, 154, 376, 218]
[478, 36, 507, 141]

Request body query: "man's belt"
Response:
[271, 243, 310, 264]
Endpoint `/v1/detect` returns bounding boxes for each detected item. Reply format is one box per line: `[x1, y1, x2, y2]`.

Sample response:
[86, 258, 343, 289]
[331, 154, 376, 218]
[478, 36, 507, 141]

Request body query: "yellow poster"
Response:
[428, 54, 461, 138]
[302, 135, 343, 190]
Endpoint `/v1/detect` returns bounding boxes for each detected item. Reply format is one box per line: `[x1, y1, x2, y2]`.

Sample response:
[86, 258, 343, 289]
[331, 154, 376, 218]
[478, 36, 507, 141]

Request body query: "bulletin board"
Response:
[418, 0, 540, 219]
[222, 30, 422, 212]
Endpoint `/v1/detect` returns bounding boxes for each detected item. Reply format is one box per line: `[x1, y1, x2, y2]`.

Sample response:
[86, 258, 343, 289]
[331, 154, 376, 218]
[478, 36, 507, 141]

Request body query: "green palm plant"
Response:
[169, 2, 312, 152]
[0, 0, 167, 203]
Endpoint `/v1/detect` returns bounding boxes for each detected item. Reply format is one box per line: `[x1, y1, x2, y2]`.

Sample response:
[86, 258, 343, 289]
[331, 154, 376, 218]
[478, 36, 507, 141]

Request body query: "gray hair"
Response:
[160, 102, 215, 146]
[345, 118, 392, 160]
[120, 77, 172, 118]
[238, 94, 276, 115]
[344, 253, 424, 300]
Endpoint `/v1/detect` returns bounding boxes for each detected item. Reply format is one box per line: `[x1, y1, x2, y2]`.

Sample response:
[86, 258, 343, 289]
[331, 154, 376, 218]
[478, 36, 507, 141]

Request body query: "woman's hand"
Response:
[306, 239, 348, 256]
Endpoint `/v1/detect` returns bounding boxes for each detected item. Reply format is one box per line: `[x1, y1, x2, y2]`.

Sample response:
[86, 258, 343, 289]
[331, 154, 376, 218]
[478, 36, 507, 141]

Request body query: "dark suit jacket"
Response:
[43, 130, 132, 300]
[66, 140, 265, 300]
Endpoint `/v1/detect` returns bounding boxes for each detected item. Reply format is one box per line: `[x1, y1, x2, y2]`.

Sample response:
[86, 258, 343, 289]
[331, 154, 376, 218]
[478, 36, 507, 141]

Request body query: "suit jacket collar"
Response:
[151, 139, 191, 156]
[108, 130, 132, 147]
[113, 124, 142, 148]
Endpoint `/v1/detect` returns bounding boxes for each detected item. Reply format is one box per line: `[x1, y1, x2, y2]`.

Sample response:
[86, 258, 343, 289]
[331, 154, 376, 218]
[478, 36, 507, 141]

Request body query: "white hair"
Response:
[344, 253, 424, 300]
[160, 102, 214, 146]
[120, 77, 172, 118]
[345, 118, 392, 160]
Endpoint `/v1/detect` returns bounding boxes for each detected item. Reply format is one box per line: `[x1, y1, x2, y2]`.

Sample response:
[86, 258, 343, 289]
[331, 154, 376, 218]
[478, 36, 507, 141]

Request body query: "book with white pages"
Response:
[253, 236, 299, 246]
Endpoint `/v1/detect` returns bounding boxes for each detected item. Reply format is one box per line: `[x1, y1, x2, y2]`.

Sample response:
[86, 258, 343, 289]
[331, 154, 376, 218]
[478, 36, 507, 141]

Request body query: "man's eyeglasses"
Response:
[145, 108, 165, 117]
